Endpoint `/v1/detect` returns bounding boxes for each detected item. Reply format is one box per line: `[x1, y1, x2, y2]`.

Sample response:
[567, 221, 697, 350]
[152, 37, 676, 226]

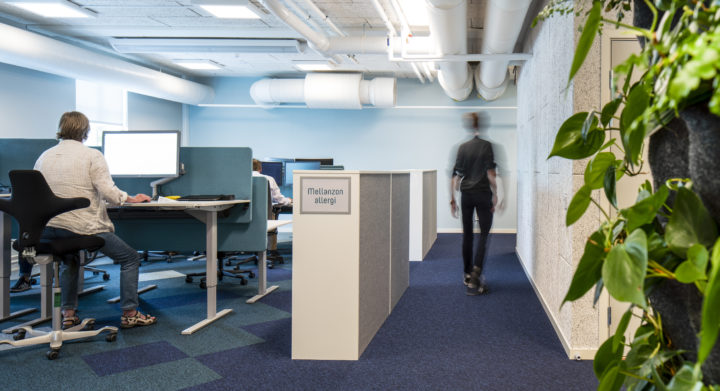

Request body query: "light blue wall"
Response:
[188, 77, 518, 231]
[127, 92, 183, 132]
[0, 62, 75, 139]
[0, 63, 183, 139]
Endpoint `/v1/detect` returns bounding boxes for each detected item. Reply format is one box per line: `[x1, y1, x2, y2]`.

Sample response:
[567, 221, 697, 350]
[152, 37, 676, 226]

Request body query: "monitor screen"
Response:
[260, 161, 284, 186]
[284, 161, 321, 185]
[102, 131, 180, 177]
[295, 158, 334, 165]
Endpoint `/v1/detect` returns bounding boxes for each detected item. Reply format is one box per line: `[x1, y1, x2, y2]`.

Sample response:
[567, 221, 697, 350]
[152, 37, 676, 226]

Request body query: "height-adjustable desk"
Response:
[116, 199, 248, 334]
[0, 194, 39, 324]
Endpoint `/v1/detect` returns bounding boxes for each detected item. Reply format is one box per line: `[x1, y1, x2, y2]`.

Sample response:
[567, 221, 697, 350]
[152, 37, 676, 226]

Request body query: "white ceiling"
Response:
[0, 0, 535, 81]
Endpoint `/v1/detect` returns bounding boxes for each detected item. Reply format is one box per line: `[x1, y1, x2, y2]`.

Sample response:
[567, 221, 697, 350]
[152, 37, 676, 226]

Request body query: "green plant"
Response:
[535, 0, 720, 389]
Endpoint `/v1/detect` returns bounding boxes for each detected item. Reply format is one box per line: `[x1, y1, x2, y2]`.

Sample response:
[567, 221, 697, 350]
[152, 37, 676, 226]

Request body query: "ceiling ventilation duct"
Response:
[0, 23, 214, 105]
[250, 73, 396, 109]
[475, 0, 531, 101]
[426, 0, 473, 101]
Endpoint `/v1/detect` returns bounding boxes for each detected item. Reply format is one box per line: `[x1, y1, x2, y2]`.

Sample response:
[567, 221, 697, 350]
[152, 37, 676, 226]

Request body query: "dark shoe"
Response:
[466, 276, 488, 296]
[463, 273, 471, 286]
[10, 277, 32, 293]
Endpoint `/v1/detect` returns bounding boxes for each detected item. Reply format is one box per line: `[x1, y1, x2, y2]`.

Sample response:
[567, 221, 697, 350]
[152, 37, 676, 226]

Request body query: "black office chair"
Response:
[0, 170, 117, 359]
[267, 203, 292, 268]
[185, 251, 255, 288]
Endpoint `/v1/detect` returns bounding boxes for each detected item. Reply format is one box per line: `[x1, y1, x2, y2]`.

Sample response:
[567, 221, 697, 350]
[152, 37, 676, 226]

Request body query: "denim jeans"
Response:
[41, 227, 140, 311]
[460, 191, 494, 275]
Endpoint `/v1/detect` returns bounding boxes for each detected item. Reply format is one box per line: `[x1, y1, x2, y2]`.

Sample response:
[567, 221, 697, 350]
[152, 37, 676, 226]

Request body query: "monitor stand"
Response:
[150, 176, 179, 200]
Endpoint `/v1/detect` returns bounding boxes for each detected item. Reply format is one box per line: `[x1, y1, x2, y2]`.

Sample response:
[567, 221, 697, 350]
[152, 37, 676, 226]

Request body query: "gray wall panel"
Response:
[391, 173, 410, 311]
[358, 174, 391, 355]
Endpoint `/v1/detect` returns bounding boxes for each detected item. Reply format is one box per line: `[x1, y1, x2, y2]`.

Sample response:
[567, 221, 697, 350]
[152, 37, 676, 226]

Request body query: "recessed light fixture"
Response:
[172, 59, 224, 70]
[7, 0, 95, 18]
[294, 63, 335, 72]
[192, 0, 261, 19]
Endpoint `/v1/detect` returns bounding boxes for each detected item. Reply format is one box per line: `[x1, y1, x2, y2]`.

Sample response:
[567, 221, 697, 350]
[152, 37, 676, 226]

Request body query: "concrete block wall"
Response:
[516, 2, 602, 359]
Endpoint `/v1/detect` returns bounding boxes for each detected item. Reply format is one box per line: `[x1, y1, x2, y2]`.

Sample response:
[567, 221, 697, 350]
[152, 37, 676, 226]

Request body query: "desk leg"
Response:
[182, 211, 232, 335]
[0, 211, 37, 325]
[246, 250, 278, 304]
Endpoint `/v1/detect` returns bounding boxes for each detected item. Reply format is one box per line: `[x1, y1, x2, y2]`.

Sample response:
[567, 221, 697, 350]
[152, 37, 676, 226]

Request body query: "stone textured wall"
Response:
[516, 0, 602, 358]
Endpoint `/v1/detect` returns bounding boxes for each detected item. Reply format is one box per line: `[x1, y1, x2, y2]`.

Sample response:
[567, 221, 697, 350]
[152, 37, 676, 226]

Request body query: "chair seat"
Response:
[13, 235, 104, 256]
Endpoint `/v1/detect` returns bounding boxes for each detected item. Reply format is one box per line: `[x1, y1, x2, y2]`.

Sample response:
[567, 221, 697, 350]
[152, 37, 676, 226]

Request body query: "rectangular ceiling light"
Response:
[172, 60, 224, 70]
[193, 0, 261, 19]
[7, 0, 95, 18]
[294, 63, 335, 72]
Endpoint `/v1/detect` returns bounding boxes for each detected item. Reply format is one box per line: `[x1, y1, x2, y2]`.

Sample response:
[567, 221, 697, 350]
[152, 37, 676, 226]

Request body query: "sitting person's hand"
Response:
[126, 193, 151, 203]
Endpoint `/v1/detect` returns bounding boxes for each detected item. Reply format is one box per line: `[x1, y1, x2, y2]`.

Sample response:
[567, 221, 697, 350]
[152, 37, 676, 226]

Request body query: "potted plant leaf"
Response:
[535, 0, 720, 389]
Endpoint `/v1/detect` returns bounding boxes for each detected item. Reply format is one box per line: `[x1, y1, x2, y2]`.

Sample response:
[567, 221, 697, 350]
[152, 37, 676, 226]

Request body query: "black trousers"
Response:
[461, 191, 494, 275]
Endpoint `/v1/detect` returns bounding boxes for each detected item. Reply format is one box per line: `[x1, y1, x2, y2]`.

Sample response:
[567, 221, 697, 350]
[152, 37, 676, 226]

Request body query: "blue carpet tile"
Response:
[83, 341, 188, 376]
[0, 234, 598, 390]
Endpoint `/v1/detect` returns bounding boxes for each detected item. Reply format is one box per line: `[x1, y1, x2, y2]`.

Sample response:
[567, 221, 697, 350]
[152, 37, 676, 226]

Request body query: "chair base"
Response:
[0, 318, 117, 359]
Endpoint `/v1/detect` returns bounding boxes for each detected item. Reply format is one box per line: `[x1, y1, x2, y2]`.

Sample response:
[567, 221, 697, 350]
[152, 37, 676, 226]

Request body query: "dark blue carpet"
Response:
[0, 234, 597, 390]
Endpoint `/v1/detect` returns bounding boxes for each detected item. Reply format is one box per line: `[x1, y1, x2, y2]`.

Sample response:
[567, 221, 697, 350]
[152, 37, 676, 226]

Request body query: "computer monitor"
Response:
[260, 161, 284, 186]
[284, 161, 321, 185]
[295, 158, 334, 165]
[102, 131, 180, 177]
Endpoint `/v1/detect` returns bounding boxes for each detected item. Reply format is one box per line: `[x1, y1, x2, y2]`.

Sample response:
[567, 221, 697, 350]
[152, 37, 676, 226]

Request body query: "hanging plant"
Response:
[535, 0, 720, 389]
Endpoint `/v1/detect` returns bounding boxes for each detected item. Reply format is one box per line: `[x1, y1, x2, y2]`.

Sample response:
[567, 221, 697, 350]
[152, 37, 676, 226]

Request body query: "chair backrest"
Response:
[0, 170, 89, 251]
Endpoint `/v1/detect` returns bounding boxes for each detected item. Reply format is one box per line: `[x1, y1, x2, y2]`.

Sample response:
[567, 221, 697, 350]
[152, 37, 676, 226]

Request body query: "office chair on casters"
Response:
[185, 251, 255, 289]
[0, 170, 118, 359]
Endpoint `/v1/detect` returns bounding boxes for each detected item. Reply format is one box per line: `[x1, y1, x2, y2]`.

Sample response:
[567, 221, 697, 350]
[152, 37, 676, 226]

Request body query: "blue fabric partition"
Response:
[0, 140, 267, 253]
[0, 139, 59, 185]
[113, 175, 267, 253]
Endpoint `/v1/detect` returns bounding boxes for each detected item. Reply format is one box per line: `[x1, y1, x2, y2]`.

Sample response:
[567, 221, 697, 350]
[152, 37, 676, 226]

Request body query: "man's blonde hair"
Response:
[57, 111, 90, 141]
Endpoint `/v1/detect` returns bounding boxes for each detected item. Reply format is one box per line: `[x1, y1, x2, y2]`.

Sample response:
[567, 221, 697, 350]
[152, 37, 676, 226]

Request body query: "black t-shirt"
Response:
[453, 136, 496, 194]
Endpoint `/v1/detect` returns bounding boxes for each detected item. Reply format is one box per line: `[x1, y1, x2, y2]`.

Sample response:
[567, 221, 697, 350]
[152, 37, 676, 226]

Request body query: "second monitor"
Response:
[284, 161, 321, 185]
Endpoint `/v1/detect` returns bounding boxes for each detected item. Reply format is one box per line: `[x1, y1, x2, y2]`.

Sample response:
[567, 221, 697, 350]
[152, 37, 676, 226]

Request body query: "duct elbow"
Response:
[475, 68, 509, 101]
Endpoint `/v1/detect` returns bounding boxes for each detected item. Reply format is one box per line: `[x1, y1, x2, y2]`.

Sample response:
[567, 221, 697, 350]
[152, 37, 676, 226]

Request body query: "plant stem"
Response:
[600, 18, 652, 38]
[590, 197, 611, 220]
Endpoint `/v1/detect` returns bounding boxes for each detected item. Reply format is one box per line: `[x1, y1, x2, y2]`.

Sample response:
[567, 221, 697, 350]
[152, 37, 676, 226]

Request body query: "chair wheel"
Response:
[240, 279, 248, 286]
[106, 332, 117, 342]
[248, 271, 255, 278]
[268, 263, 274, 269]
[199, 282, 206, 289]
[46, 349, 60, 360]
[185, 276, 193, 283]
[103, 274, 110, 281]
[13, 330, 26, 340]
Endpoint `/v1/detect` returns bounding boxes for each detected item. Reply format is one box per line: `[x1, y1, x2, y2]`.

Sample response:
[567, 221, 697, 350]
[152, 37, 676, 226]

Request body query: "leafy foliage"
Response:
[536, 0, 720, 389]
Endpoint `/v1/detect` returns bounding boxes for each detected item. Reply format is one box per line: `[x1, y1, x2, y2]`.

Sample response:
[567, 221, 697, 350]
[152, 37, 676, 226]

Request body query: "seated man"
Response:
[34, 111, 157, 329]
[252, 159, 292, 206]
[252, 159, 291, 255]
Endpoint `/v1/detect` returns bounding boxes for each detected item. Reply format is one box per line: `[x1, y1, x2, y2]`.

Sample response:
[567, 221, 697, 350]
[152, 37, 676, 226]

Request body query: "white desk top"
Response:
[118, 199, 249, 211]
[267, 220, 291, 231]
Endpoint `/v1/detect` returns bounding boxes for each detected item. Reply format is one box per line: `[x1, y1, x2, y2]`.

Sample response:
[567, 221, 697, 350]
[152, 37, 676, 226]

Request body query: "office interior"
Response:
[0, 0, 639, 387]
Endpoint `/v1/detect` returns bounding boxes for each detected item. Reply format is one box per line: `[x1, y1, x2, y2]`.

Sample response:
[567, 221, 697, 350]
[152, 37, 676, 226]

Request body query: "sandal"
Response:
[62, 315, 80, 330]
[120, 310, 157, 329]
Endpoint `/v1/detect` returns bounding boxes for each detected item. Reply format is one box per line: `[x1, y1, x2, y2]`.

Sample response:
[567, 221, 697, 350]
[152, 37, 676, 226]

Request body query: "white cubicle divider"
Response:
[408, 169, 437, 261]
[291, 170, 409, 360]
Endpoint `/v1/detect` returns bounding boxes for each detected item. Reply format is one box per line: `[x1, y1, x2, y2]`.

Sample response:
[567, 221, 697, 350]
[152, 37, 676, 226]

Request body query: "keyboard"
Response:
[177, 194, 234, 201]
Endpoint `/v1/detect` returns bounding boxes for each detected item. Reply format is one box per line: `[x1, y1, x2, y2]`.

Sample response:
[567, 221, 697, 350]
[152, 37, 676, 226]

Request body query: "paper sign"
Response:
[300, 177, 351, 214]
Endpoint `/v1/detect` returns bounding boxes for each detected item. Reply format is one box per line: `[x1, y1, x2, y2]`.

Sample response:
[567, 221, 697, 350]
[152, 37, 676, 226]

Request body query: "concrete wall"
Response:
[516, 2, 602, 359]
